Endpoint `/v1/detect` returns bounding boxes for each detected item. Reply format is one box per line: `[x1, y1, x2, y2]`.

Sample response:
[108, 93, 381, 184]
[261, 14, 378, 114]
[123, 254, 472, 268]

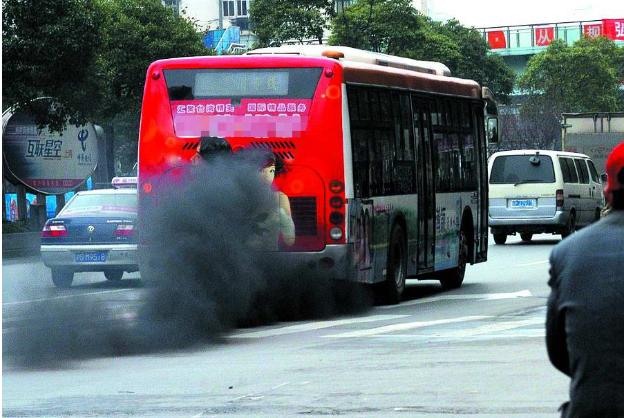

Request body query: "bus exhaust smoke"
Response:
[4, 153, 372, 368]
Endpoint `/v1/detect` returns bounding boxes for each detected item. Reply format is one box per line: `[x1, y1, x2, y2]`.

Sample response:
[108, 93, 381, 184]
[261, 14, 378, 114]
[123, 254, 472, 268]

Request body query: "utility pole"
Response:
[218, 0, 223, 29]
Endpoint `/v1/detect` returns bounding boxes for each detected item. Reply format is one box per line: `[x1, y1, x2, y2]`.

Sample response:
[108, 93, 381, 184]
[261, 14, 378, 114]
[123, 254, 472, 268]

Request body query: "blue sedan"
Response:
[40, 188, 138, 288]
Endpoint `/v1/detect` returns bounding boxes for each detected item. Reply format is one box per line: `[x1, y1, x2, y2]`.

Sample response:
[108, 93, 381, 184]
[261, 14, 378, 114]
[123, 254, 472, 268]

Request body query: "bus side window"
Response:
[395, 92, 415, 194]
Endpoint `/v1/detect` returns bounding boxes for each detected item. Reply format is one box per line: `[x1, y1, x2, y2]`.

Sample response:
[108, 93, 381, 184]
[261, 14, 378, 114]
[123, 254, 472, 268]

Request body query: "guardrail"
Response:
[2, 232, 40, 258]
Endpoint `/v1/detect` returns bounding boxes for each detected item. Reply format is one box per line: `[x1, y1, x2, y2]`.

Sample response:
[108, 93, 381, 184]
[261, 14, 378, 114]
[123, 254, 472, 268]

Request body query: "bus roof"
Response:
[149, 46, 484, 100]
[247, 45, 451, 77]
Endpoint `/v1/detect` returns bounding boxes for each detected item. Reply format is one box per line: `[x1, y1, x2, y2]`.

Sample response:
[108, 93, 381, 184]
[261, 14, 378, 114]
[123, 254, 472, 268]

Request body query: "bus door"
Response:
[473, 104, 488, 261]
[412, 96, 435, 272]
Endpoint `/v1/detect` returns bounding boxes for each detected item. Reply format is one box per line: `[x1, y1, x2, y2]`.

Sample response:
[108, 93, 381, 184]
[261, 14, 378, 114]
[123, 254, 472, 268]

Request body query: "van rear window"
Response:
[490, 155, 555, 184]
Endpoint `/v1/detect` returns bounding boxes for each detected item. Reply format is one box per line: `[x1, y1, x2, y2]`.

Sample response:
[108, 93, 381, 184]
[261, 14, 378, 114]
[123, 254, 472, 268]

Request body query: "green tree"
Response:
[519, 37, 624, 115]
[515, 37, 624, 149]
[330, 0, 514, 102]
[95, 0, 207, 172]
[2, 0, 104, 131]
[250, 0, 333, 47]
[329, 0, 425, 54]
[3, 0, 208, 173]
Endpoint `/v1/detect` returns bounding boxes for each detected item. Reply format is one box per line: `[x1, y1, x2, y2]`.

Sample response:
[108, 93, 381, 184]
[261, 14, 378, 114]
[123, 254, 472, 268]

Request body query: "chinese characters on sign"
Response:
[583, 24, 602, 38]
[2, 107, 99, 194]
[25, 139, 64, 158]
[603, 19, 624, 41]
[535, 27, 555, 46]
[487, 31, 507, 49]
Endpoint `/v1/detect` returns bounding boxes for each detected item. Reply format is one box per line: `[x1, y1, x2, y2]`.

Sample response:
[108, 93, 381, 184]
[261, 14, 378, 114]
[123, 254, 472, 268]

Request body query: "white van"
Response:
[488, 150, 604, 244]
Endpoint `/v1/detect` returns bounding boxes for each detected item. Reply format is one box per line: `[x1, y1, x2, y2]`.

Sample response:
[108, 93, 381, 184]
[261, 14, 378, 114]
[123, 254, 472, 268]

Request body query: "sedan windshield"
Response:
[59, 193, 137, 217]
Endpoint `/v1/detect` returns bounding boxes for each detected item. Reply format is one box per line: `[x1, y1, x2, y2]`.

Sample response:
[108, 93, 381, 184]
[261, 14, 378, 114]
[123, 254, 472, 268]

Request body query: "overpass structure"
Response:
[478, 18, 624, 75]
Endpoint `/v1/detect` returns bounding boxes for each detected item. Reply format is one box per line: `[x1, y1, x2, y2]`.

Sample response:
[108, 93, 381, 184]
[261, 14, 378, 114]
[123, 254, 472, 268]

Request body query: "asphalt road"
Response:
[2, 234, 569, 417]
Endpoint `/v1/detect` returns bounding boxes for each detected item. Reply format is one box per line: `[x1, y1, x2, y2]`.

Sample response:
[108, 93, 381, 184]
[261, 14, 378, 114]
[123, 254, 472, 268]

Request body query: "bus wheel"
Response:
[520, 233, 533, 242]
[440, 230, 468, 290]
[377, 224, 406, 305]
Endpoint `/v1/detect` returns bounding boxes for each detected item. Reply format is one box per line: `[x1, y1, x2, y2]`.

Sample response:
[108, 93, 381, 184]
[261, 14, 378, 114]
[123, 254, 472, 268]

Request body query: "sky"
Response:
[427, 0, 624, 28]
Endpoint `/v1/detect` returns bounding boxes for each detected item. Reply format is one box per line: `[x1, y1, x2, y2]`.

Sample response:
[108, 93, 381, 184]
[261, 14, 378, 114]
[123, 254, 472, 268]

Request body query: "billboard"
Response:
[2, 106, 99, 195]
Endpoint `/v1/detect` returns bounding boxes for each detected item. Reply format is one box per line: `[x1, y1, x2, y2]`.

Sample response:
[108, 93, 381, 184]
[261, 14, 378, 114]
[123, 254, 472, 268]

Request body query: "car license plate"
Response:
[510, 199, 536, 209]
[75, 251, 107, 263]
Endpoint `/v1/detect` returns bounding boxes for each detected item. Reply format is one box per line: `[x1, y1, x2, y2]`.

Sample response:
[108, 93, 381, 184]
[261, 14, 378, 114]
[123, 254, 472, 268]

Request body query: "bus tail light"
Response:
[41, 224, 67, 238]
[556, 189, 564, 208]
[329, 180, 344, 194]
[329, 211, 344, 225]
[330, 227, 343, 240]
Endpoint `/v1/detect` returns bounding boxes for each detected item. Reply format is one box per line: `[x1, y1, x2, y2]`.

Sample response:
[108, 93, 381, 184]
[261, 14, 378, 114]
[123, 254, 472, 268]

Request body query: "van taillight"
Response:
[41, 224, 67, 237]
[556, 189, 564, 208]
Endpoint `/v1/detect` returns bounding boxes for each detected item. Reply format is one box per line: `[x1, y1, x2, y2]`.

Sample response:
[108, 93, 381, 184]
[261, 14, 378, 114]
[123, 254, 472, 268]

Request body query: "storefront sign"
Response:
[2, 106, 99, 194]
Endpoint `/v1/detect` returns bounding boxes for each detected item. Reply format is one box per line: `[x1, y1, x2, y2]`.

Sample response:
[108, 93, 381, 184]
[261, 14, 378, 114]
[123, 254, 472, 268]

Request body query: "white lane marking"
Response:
[427, 317, 545, 339]
[377, 290, 533, 309]
[515, 260, 549, 267]
[324, 315, 490, 338]
[229, 314, 408, 339]
[2, 289, 134, 306]
[231, 382, 290, 402]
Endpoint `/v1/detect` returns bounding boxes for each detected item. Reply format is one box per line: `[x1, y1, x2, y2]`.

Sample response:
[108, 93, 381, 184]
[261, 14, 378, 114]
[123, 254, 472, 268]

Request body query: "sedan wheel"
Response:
[104, 270, 124, 281]
[51, 269, 74, 288]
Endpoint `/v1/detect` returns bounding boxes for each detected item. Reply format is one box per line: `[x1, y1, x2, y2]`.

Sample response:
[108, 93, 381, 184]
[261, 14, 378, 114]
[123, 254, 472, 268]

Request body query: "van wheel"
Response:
[51, 269, 74, 288]
[105, 270, 124, 281]
[561, 213, 576, 238]
[594, 208, 601, 222]
[376, 224, 406, 305]
[493, 233, 507, 245]
[440, 230, 468, 290]
[520, 233, 533, 242]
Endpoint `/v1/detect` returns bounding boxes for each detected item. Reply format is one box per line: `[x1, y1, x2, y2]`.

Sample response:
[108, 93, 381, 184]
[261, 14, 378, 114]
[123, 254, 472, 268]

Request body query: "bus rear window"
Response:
[164, 68, 323, 100]
[490, 155, 555, 184]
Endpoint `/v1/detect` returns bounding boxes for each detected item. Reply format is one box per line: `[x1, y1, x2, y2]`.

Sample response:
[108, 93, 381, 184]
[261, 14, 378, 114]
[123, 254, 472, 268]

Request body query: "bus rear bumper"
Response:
[273, 244, 351, 280]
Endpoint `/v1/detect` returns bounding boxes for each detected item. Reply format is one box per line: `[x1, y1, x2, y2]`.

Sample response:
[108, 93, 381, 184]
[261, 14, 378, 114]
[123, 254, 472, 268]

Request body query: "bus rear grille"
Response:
[250, 141, 296, 161]
[289, 197, 317, 236]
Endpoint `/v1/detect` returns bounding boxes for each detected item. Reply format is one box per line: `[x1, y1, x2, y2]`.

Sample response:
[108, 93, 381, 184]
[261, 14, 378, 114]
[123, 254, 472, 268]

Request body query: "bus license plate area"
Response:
[509, 199, 537, 209]
[75, 251, 108, 263]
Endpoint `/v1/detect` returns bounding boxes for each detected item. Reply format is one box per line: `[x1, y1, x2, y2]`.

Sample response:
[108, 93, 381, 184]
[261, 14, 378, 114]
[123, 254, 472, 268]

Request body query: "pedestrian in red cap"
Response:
[546, 141, 624, 418]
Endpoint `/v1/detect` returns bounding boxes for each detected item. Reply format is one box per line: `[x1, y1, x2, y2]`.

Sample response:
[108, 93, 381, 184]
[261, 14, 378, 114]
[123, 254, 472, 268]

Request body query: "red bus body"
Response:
[138, 48, 493, 292]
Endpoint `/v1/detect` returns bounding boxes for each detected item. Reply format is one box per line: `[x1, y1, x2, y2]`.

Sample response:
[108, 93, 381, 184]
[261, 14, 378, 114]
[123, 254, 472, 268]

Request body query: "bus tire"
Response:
[520, 233, 533, 242]
[377, 224, 406, 305]
[440, 229, 468, 290]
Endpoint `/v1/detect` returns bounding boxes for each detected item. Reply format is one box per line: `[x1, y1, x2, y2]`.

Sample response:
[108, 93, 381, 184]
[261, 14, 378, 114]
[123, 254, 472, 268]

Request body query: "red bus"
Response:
[138, 45, 498, 303]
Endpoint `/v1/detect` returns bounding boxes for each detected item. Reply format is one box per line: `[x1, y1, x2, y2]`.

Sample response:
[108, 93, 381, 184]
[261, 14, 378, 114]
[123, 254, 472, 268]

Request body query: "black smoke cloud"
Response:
[4, 152, 372, 368]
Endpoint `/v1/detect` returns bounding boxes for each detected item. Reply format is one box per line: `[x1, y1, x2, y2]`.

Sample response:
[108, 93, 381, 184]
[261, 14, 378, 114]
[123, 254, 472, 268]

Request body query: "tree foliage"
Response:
[250, 0, 333, 47]
[508, 36, 624, 150]
[330, 0, 515, 103]
[2, 0, 104, 131]
[519, 37, 624, 115]
[2, 0, 206, 133]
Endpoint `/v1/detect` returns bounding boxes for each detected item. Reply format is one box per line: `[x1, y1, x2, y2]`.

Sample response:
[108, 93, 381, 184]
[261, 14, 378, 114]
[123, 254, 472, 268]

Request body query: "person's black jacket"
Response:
[547, 210, 624, 418]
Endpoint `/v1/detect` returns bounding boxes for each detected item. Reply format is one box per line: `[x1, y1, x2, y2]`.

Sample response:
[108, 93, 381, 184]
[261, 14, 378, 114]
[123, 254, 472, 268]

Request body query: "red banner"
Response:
[602, 19, 624, 41]
[583, 23, 602, 38]
[535, 27, 555, 46]
[487, 31, 507, 49]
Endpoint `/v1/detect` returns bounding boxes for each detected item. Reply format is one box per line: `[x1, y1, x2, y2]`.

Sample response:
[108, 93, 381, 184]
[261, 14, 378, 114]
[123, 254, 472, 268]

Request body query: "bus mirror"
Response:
[487, 117, 499, 143]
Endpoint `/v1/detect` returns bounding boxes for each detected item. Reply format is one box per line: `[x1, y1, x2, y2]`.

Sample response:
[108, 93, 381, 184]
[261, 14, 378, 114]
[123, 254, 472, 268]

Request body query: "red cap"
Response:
[605, 142, 624, 196]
